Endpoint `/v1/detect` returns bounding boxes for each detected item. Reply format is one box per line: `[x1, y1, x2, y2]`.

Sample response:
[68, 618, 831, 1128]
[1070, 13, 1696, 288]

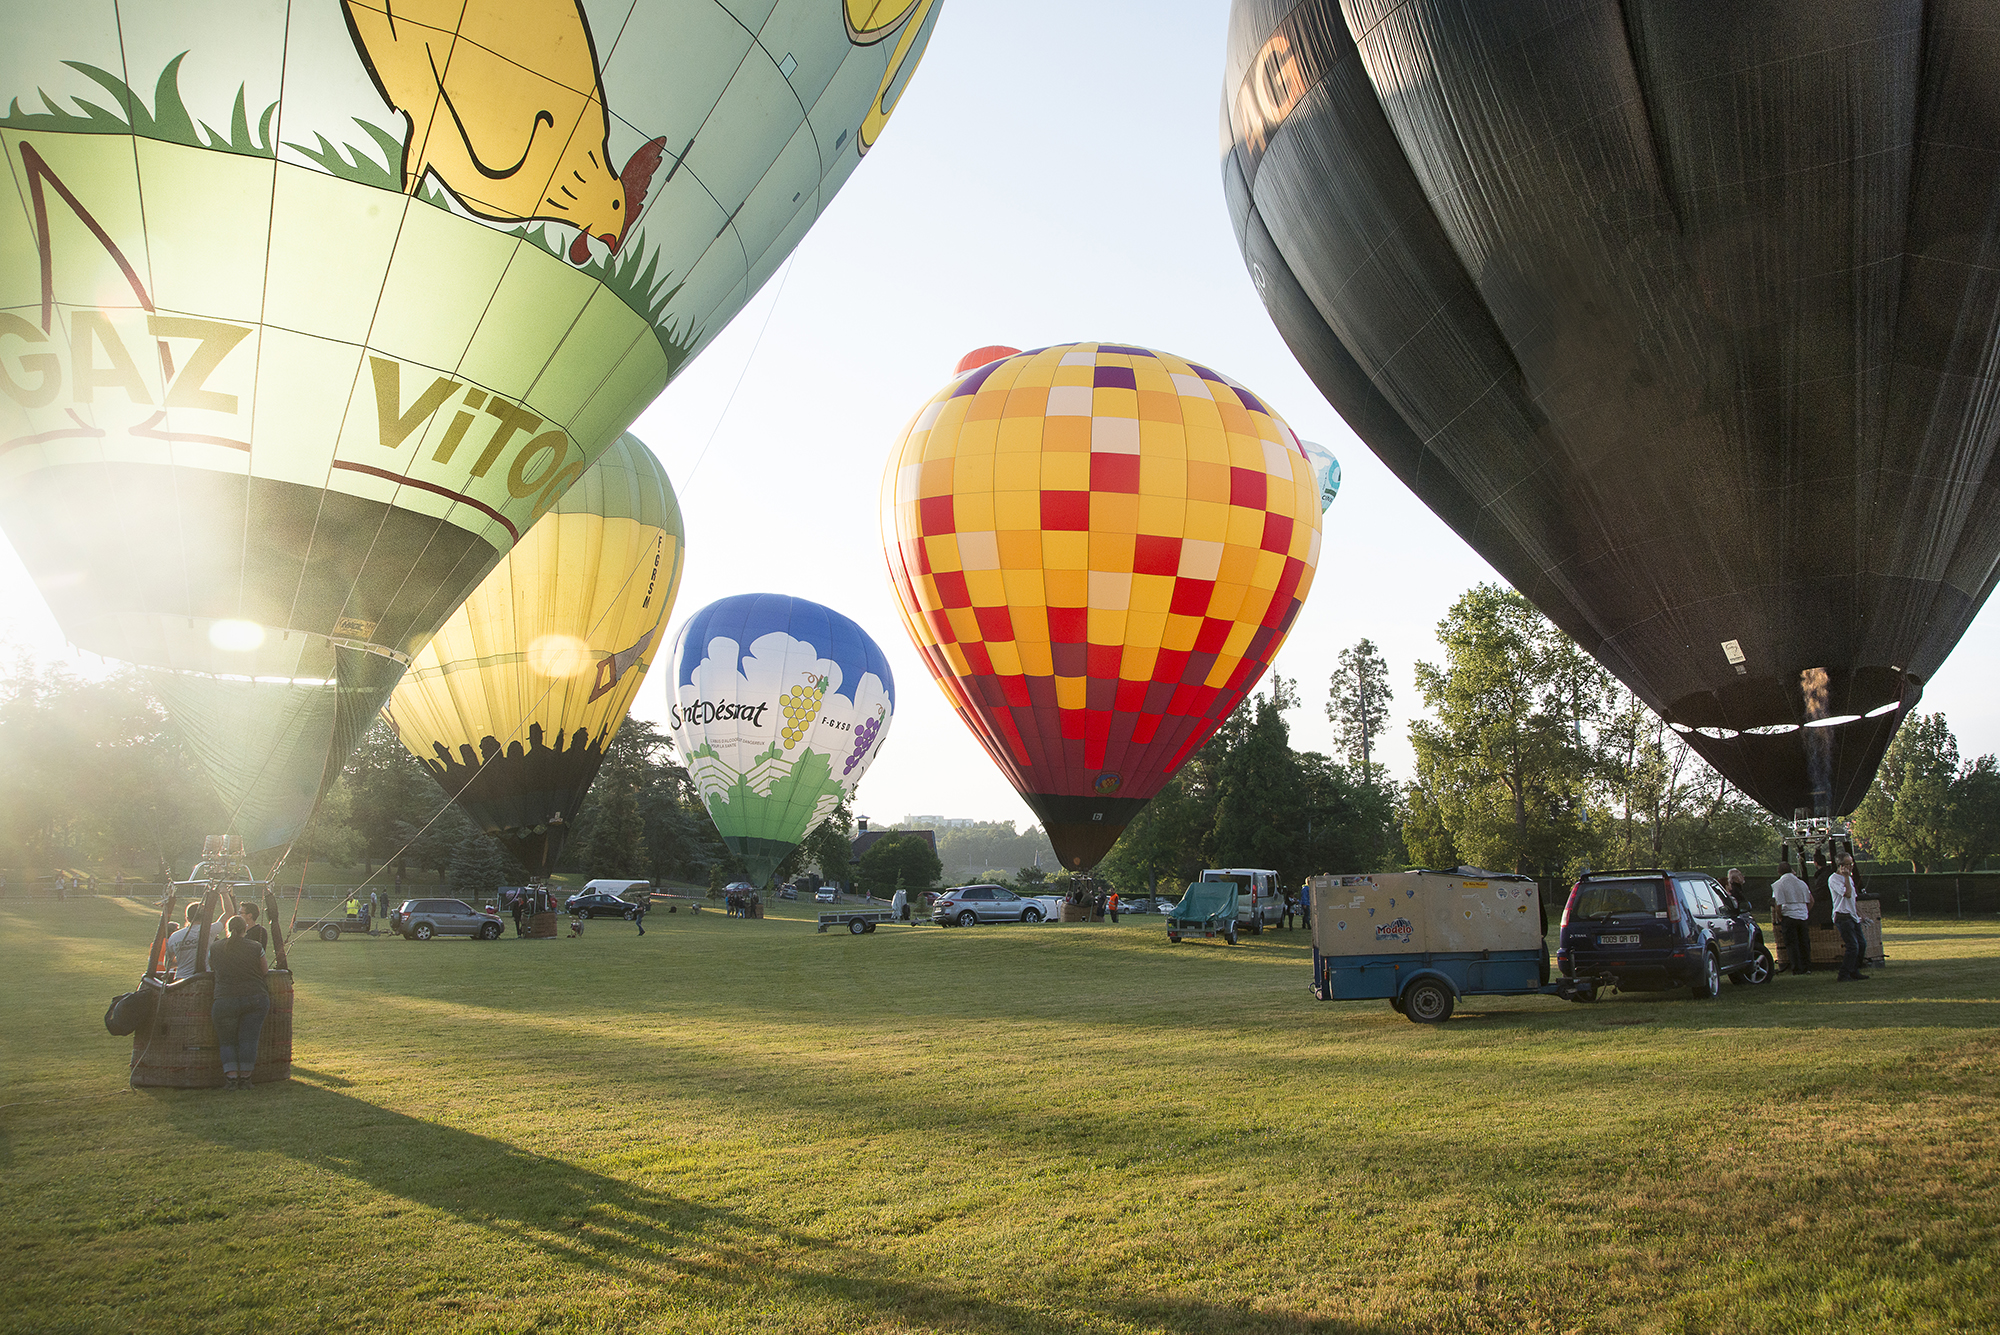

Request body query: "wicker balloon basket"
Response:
[131, 971, 294, 1088]
[126, 875, 296, 1088]
[525, 910, 560, 938]
[1770, 898, 1885, 972]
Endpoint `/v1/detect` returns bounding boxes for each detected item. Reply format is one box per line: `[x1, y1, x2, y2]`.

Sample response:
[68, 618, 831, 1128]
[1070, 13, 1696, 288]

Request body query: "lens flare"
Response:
[527, 634, 595, 679]
[208, 620, 265, 652]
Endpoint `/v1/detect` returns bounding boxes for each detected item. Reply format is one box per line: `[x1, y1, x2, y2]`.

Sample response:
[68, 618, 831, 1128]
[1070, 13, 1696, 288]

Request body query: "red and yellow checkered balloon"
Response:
[881, 343, 1323, 870]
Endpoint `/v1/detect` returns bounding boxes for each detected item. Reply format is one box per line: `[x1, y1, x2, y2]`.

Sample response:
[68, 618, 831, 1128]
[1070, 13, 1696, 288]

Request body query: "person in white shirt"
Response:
[891, 886, 908, 922]
[165, 902, 211, 980]
[1828, 854, 1869, 981]
[1769, 858, 1814, 975]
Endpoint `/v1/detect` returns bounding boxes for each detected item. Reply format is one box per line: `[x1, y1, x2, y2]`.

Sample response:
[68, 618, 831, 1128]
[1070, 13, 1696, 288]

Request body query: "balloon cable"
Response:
[679, 252, 797, 495]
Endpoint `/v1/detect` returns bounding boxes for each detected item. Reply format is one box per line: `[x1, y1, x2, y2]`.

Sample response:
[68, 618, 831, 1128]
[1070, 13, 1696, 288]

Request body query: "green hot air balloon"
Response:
[0, 1, 941, 849]
[668, 595, 896, 888]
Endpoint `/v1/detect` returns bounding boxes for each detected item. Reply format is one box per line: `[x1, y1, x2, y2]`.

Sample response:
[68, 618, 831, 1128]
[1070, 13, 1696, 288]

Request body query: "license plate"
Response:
[1600, 933, 1640, 945]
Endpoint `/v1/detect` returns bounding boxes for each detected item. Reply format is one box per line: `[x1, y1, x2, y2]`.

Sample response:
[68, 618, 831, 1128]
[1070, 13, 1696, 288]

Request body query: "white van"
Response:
[583, 879, 655, 902]
[1200, 868, 1285, 933]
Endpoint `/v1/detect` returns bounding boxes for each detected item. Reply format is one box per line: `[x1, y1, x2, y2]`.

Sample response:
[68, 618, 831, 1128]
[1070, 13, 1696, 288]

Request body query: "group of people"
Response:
[724, 889, 761, 917]
[1763, 851, 1873, 981]
[161, 900, 275, 1090]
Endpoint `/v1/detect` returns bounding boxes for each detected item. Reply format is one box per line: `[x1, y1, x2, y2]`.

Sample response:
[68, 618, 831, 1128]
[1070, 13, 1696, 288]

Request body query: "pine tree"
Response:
[1328, 639, 1394, 785]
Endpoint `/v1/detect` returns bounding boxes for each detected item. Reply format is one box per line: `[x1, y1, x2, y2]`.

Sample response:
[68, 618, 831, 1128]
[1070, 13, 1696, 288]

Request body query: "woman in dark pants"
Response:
[209, 915, 271, 1091]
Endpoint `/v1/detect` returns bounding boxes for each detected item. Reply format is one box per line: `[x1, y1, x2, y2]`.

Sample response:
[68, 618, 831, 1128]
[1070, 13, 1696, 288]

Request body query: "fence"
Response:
[1531, 872, 2000, 920]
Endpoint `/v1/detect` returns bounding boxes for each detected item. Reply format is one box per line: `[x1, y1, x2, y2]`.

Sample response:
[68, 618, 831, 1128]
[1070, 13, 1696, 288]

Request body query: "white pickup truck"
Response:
[1201, 868, 1286, 934]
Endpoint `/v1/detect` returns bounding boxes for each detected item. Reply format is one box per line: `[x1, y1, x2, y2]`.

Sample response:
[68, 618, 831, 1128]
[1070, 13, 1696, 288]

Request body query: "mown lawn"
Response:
[3, 898, 1995, 1334]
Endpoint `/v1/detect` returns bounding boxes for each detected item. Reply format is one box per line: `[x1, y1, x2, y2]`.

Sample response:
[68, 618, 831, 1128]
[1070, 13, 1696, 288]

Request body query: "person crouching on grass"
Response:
[210, 915, 270, 1091]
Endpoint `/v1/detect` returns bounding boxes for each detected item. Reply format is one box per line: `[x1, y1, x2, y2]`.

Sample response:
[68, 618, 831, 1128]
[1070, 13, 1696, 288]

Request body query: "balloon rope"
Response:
[288, 857, 311, 938]
[679, 252, 797, 494]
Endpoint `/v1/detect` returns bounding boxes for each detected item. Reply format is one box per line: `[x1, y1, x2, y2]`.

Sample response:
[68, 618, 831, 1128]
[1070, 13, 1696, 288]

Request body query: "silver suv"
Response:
[392, 898, 504, 940]
[931, 885, 1044, 926]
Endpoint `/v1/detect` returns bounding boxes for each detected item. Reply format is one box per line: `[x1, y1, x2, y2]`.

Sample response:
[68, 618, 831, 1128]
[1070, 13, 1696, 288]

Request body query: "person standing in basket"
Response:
[1829, 854, 1869, 982]
[210, 914, 271, 1091]
[1770, 856, 1814, 975]
[166, 902, 210, 980]
[239, 902, 269, 950]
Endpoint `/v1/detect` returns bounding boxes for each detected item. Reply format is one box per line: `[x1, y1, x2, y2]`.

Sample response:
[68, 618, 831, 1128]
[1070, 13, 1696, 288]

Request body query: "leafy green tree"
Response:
[0, 655, 219, 878]
[774, 801, 855, 886]
[446, 830, 520, 903]
[1399, 781, 1458, 869]
[1328, 638, 1394, 785]
[562, 719, 731, 885]
[1407, 585, 1605, 875]
[1851, 713, 1960, 872]
[1952, 756, 2000, 872]
[1295, 752, 1398, 875]
[856, 833, 941, 897]
[1207, 683, 1309, 881]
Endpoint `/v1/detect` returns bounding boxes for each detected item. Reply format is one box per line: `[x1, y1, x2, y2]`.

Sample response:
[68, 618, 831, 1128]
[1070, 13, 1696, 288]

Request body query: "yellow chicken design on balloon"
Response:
[342, 0, 937, 264]
[341, 0, 660, 263]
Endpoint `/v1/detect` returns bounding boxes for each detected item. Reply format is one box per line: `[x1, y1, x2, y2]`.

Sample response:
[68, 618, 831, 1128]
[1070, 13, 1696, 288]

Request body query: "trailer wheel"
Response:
[318, 924, 340, 942]
[849, 918, 868, 935]
[865, 921, 877, 932]
[1225, 922, 1239, 946]
[1402, 979, 1455, 1024]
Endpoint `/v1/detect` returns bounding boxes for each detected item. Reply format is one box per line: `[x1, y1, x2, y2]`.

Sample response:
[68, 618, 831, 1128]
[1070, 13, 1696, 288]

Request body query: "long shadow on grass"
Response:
[152, 1083, 1390, 1333]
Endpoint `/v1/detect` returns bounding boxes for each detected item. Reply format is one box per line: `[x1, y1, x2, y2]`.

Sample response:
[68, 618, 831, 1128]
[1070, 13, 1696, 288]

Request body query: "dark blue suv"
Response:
[1557, 870, 1774, 997]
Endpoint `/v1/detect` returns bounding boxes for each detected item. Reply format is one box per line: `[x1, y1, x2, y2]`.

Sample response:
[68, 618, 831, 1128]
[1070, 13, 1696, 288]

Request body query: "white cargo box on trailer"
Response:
[1310, 871, 1543, 956]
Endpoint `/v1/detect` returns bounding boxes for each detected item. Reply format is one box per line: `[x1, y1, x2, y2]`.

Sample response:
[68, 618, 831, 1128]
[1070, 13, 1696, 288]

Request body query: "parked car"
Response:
[1557, 869, 1774, 996]
[564, 892, 642, 920]
[582, 878, 653, 900]
[931, 884, 1046, 926]
[391, 897, 504, 940]
[778, 884, 799, 900]
[815, 889, 837, 903]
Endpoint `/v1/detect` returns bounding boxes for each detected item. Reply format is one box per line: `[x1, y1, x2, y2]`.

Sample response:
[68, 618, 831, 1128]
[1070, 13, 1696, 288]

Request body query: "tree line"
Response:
[8, 582, 1996, 894]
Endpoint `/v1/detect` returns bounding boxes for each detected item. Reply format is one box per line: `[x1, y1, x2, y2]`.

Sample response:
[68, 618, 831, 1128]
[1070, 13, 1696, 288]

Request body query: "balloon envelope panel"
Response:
[1299, 439, 1340, 511]
[384, 435, 685, 876]
[0, 1, 937, 846]
[668, 595, 895, 888]
[881, 343, 1322, 871]
[1222, 0, 2000, 817]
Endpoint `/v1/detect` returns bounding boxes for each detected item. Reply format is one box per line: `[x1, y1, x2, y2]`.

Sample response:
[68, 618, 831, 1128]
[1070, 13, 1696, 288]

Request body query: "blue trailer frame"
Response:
[1311, 944, 1601, 1022]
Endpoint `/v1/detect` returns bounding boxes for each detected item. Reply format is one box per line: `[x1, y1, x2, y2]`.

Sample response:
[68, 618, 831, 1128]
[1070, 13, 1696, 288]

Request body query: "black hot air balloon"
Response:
[1222, 1, 2000, 818]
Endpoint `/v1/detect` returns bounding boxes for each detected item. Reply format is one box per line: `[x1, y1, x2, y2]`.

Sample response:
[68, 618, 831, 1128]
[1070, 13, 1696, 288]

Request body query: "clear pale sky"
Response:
[5, 1, 1997, 835]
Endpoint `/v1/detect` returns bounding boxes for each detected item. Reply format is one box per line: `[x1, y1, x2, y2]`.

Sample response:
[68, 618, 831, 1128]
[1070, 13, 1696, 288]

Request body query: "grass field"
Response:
[3, 899, 1996, 1334]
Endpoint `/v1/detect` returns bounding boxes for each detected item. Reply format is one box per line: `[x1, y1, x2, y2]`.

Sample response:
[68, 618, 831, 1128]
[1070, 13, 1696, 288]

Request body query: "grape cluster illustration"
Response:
[844, 710, 883, 776]
[780, 673, 827, 750]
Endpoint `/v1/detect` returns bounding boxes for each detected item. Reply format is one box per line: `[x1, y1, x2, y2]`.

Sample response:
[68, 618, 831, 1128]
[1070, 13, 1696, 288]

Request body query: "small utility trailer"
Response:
[1165, 881, 1240, 945]
[1309, 871, 1604, 1023]
[817, 909, 898, 934]
[298, 912, 378, 942]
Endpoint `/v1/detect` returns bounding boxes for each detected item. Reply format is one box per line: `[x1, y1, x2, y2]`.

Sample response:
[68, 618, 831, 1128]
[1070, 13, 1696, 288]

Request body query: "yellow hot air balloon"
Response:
[0, 3, 939, 850]
[882, 343, 1323, 872]
[383, 435, 684, 877]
